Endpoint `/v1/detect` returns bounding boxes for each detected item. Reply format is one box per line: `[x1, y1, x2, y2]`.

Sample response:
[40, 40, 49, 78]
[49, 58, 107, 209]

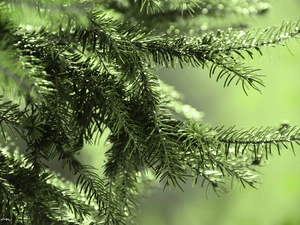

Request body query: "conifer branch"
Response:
[1, 0, 300, 224]
[176, 120, 260, 194]
[0, 96, 26, 141]
[215, 125, 300, 159]
[136, 0, 269, 17]
[0, 148, 96, 224]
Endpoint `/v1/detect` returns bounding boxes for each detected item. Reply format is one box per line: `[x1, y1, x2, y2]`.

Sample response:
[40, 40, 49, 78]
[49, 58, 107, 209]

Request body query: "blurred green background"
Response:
[134, 1, 300, 225]
[82, 1, 300, 225]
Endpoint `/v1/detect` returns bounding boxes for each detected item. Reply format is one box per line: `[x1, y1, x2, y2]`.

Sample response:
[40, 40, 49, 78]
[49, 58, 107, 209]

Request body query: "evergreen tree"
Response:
[0, 0, 299, 224]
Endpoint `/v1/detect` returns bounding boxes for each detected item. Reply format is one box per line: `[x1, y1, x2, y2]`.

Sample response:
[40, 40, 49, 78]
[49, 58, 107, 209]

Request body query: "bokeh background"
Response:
[86, 1, 300, 225]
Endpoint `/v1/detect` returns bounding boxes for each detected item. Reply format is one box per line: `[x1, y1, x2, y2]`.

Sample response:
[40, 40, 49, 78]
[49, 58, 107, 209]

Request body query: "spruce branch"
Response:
[138, 35, 265, 94]
[175, 120, 300, 195]
[135, 0, 270, 17]
[135, 19, 300, 93]
[0, 148, 96, 224]
[177, 120, 259, 193]
[1, 0, 300, 224]
[113, 0, 269, 35]
[215, 124, 300, 159]
[21, 2, 298, 95]
[0, 96, 26, 142]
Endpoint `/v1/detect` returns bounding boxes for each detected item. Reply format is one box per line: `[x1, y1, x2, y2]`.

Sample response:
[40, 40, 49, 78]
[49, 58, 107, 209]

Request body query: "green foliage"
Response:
[0, 0, 300, 224]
